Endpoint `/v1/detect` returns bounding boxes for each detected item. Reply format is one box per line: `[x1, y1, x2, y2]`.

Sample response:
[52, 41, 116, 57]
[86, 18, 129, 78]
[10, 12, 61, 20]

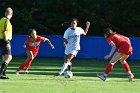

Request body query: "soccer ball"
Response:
[64, 71, 73, 78]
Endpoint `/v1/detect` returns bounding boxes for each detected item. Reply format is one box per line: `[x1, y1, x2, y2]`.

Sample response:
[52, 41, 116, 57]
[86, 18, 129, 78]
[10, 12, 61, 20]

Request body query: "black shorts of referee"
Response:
[0, 39, 11, 55]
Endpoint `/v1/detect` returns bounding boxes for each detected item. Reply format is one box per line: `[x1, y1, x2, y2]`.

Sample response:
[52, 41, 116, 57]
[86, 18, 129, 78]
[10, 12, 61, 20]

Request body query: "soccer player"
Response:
[97, 27, 134, 82]
[56, 18, 90, 77]
[0, 7, 13, 79]
[16, 28, 54, 75]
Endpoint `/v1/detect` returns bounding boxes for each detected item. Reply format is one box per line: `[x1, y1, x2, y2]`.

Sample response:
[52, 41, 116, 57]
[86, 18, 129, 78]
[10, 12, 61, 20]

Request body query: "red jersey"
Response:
[107, 34, 131, 48]
[106, 34, 132, 55]
[25, 36, 46, 52]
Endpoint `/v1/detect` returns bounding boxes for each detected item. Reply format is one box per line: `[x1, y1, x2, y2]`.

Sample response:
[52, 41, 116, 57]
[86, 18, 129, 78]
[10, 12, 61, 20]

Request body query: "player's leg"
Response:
[16, 51, 34, 74]
[24, 51, 35, 73]
[0, 42, 12, 79]
[57, 54, 75, 76]
[16, 62, 26, 75]
[2, 55, 12, 76]
[0, 55, 12, 77]
[66, 50, 78, 71]
[56, 49, 78, 77]
[120, 54, 134, 82]
[16, 51, 32, 72]
[65, 55, 73, 71]
[97, 52, 123, 81]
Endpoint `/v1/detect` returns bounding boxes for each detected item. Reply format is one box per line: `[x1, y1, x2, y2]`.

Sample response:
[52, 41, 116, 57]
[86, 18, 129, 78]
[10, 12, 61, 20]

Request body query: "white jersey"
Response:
[64, 27, 85, 51]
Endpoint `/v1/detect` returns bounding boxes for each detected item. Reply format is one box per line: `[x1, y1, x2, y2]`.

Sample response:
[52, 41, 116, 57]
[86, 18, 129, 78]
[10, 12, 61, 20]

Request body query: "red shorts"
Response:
[26, 49, 38, 57]
[118, 43, 132, 55]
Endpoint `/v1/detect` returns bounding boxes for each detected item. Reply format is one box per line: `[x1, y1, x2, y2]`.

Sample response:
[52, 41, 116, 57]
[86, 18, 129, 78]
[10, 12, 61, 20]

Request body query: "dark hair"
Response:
[70, 18, 78, 23]
[28, 28, 36, 37]
[104, 28, 116, 38]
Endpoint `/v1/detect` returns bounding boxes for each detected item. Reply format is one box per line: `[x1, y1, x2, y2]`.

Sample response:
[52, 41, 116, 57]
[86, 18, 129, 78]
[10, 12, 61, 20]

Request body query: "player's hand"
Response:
[64, 43, 66, 48]
[24, 45, 26, 48]
[51, 45, 55, 49]
[104, 55, 111, 60]
[86, 21, 90, 27]
[6, 43, 11, 50]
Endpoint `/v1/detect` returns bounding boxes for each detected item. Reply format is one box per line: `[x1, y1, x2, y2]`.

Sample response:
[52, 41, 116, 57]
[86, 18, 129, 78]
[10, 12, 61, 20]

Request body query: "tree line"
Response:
[0, 0, 140, 36]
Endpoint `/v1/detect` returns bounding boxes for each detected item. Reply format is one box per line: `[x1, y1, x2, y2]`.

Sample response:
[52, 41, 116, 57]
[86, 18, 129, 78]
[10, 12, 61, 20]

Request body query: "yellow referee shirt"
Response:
[0, 17, 12, 40]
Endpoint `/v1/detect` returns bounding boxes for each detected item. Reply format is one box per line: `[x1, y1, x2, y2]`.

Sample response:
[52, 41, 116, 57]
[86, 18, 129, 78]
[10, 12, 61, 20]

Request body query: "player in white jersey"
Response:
[56, 18, 90, 76]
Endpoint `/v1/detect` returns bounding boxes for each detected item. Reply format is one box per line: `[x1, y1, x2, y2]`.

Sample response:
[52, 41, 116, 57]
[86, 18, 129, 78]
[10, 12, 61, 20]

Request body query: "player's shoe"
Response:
[97, 74, 107, 81]
[16, 71, 19, 75]
[25, 70, 29, 74]
[0, 75, 9, 79]
[128, 73, 134, 82]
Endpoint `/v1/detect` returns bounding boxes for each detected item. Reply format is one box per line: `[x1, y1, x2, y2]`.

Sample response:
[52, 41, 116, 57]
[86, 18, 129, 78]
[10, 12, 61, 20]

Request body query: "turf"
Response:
[0, 57, 140, 93]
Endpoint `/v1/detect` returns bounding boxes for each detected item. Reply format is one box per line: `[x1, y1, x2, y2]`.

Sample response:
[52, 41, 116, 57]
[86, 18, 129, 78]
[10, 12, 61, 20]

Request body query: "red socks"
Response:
[104, 62, 131, 76]
[17, 63, 26, 71]
[123, 62, 130, 73]
[17, 58, 32, 71]
[104, 63, 114, 74]
[25, 58, 32, 70]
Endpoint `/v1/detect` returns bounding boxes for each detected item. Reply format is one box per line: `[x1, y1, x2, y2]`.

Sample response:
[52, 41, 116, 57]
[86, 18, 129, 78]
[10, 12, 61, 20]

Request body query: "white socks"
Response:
[104, 74, 108, 77]
[68, 62, 72, 66]
[59, 62, 71, 75]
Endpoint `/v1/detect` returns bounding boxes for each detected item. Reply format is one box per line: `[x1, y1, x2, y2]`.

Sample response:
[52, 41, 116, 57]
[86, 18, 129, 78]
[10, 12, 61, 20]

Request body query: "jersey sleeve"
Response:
[106, 37, 112, 44]
[38, 36, 46, 42]
[4, 18, 8, 31]
[63, 28, 69, 39]
[79, 27, 85, 35]
[25, 38, 30, 44]
[24, 39, 30, 49]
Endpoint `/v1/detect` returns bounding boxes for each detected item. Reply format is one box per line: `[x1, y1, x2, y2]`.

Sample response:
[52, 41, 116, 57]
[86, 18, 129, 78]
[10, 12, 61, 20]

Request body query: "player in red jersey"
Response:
[16, 28, 54, 75]
[97, 27, 134, 82]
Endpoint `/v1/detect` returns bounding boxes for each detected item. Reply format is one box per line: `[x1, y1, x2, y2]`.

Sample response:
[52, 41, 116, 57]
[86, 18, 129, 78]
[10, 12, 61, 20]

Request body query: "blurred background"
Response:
[0, 0, 140, 36]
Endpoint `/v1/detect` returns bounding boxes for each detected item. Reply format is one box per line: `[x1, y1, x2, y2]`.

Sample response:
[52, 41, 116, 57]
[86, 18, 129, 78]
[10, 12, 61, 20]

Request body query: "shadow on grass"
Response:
[5, 57, 140, 79]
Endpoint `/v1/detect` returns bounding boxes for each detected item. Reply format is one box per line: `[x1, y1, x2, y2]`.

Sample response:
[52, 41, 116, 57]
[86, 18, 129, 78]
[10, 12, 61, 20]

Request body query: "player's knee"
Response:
[64, 57, 69, 62]
[30, 56, 34, 60]
[4, 55, 12, 63]
[7, 55, 12, 63]
[9, 55, 12, 61]
[28, 55, 34, 60]
[65, 59, 70, 63]
[109, 59, 118, 64]
[109, 62, 115, 65]
[120, 59, 125, 64]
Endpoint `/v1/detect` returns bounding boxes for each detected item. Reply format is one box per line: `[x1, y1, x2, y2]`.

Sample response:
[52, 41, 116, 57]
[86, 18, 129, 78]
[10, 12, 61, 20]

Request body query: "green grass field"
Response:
[0, 57, 140, 93]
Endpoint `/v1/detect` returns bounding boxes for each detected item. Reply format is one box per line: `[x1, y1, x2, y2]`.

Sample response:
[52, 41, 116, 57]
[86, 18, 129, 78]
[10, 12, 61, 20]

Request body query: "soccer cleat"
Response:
[25, 70, 29, 74]
[16, 71, 19, 75]
[97, 74, 107, 81]
[128, 73, 134, 82]
[0, 75, 9, 79]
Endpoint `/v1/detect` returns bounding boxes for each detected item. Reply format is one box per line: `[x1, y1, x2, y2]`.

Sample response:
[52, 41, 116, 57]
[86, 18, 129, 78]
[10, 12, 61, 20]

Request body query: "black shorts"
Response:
[0, 39, 11, 55]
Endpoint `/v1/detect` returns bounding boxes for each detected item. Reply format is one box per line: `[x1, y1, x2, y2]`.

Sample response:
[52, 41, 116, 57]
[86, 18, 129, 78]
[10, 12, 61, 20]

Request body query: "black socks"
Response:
[0, 62, 8, 76]
[68, 65, 72, 71]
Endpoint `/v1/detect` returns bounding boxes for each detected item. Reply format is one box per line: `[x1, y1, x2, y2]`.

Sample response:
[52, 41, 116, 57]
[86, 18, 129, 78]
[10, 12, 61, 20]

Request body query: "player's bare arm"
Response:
[83, 21, 90, 35]
[63, 38, 67, 48]
[24, 42, 27, 48]
[2, 31, 7, 41]
[104, 42, 116, 60]
[2, 31, 11, 49]
[45, 38, 54, 49]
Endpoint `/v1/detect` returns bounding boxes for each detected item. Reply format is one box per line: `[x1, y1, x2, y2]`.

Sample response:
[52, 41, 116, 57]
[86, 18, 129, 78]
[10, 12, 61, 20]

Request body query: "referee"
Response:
[0, 7, 13, 79]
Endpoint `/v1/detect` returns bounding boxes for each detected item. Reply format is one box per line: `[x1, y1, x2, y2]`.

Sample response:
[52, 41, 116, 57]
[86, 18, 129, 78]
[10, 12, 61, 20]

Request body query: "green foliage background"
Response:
[0, 0, 140, 36]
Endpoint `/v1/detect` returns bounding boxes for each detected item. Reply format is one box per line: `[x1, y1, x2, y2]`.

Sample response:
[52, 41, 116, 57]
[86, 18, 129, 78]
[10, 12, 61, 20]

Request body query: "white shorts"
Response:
[65, 49, 79, 56]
